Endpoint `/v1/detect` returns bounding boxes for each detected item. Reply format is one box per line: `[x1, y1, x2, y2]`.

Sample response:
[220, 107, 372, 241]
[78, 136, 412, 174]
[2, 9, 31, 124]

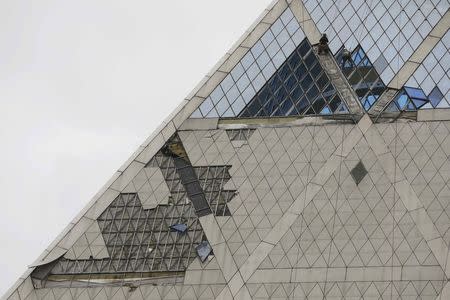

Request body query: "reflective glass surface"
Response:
[406, 29, 450, 108]
[385, 87, 430, 112]
[336, 45, 386, 110]
[239, 39, 348, 117]
[191, 8, 306, 118]
[304, 0, 448, 84]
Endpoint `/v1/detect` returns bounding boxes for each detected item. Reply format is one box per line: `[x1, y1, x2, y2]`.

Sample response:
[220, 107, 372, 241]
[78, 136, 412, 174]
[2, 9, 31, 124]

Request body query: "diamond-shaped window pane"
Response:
[350, 161, 368, 185]
[196, 241, 213, 263]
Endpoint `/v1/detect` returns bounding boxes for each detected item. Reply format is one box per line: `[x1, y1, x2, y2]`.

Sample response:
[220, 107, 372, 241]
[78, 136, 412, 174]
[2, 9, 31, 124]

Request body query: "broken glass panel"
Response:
[336, 45, 386, 110]
[196, 241, 213, 263]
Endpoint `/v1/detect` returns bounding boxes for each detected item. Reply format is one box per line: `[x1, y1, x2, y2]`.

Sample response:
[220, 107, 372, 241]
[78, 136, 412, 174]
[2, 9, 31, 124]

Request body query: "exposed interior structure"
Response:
[3, 1, 449, 299]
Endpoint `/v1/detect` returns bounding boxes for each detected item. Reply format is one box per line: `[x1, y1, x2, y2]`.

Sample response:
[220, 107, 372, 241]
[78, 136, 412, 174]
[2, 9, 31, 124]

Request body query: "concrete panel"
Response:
[248, 269, 292, 283]
[179, 118, 219, 131]
[183, 270, 226, 285]
[418, 109, 450, 121]
[239, 242, 274, 281]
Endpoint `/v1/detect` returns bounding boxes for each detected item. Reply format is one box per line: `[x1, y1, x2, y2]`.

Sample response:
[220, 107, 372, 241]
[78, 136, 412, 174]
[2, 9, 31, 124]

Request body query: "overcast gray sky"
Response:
[0, 0, 273, 293]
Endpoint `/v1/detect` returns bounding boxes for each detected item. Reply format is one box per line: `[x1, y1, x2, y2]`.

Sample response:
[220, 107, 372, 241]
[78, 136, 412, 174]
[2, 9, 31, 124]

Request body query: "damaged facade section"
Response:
[31, 134, 236, 287]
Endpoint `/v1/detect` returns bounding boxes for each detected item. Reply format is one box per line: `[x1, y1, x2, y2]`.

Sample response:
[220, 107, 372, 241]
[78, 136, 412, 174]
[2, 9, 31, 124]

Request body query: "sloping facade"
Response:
[3, 1, 449, 299]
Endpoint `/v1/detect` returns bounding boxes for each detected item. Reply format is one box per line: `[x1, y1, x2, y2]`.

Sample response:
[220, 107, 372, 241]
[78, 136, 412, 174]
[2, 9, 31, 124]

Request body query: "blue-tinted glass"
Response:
[257, 106, 269, 117]
[366, 94, 378, 106]
[275, 86, 288, 100]
[337, 103, 349, 113]
[343, 60, 353, 69]
[288, 52, 301, 69]
[316, 73, 329, 90]
[170, 223, 188, 233]
[428, 87, 444, 108]
[360, 57, 371, 67]
[291, 84, 303, 99]
[336, 45, 386, 110]
[287, 105, 300, 116]
[297, 41, 309, 57]
[411, 98, 428, 109]
[285, 74, 297, 91]
[320, 106, 332, 115]
[304, 52, 316, 69]
[384, 87, 430, 113]
[245, 99, 262, 116]
[269, 76, 282, 92]
[312, 97, 326, 113]
[306, 85, 319, 101]
[294, 63, 307, 80]
[264, 97, 278, 115]
[323, 85, 335, 100]
[329, 95, 342, 112]
[310, 62, 322, 78]
[406, 101, 416, 111]
[237, 38, 343, 118]
[300, 74, 313, 90]
[259, 86, 271, 102]
[279, 64, 291, 81]
[296, 96, 309, 114]
[199, 98, 214, 116]
[396, 93, 409, 109]
[372, 81, 385, 95]
[274, 99, 295, 116]
[405, 87, 427, 100]
[353, 49, 364, 65]
[196, 241, 212, 263]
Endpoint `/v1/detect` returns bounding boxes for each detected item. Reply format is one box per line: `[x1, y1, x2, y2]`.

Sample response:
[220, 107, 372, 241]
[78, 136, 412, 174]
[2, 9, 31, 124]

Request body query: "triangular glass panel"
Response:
[336, 102, 349, 113]
[335, 45, 386, 111]
[238, 39, 344, 117]
[320, 106, 332, 115]
[190, 8, 306, 118]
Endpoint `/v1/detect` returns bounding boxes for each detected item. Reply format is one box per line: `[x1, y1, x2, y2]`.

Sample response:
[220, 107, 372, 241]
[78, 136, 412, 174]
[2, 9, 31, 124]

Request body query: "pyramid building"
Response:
[3, 0, 450, 299]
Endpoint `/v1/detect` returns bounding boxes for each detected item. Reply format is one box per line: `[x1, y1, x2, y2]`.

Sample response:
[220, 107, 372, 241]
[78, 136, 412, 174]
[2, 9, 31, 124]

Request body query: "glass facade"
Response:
[238, 39, 347, 117]
[192, 2, 449, 119]
[304, 0, 448, 84]
[335, 45, 386, 110]
[385, 86, 430, 112]
[406, 29, 450, 108]
[192, 8, 306, 118]
[6, 1, 450, 299]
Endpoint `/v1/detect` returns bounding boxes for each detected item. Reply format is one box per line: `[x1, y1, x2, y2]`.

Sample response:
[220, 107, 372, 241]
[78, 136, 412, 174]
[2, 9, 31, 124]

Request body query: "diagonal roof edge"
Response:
[1, 1, 307, 298]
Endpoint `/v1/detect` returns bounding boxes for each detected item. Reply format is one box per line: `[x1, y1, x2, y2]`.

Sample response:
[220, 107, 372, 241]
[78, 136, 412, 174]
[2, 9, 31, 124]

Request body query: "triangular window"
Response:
[191, 8, 348, 119]
[238, 39, 347, 117]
